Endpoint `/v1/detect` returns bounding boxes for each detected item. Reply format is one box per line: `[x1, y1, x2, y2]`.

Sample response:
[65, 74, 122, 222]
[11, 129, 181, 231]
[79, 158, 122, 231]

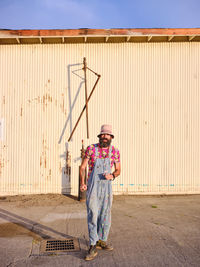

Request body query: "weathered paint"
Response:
[1, 28, 200, 37]
[0, 42, 199, 196]
[0, 28, 200, 45]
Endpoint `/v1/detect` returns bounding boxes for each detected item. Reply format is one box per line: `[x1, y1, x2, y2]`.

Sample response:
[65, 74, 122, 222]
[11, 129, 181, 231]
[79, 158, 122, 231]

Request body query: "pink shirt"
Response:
[85, 143, 120, 179]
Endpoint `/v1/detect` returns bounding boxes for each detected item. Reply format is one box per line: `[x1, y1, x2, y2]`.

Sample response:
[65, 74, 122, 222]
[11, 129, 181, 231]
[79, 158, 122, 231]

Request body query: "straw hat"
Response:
[97, 124, 114, 139]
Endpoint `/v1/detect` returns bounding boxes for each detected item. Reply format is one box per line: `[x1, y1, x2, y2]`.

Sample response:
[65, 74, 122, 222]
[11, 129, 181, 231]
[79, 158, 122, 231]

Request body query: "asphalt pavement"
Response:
[0, 194, 200, 267]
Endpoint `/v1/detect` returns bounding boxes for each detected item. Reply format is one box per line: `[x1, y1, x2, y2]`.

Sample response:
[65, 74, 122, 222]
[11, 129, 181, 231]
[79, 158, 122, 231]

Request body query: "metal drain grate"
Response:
[40, 239, 80, 253]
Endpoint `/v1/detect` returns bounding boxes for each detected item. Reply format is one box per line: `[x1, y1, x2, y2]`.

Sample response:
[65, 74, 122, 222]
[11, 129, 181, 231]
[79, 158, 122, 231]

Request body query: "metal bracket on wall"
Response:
[68, 58, 101, 142]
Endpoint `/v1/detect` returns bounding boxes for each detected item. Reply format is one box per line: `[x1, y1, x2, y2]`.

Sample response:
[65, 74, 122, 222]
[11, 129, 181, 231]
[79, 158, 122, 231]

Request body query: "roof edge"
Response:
[1, 28, 200, 38]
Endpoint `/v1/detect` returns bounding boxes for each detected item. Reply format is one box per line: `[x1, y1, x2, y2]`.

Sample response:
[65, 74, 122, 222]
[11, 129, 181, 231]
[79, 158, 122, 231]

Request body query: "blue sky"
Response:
[0, 0, 199, 29]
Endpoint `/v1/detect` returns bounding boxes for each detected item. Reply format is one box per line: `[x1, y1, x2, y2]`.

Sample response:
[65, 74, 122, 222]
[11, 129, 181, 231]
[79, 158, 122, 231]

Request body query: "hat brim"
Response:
[97, 133, 114, 139]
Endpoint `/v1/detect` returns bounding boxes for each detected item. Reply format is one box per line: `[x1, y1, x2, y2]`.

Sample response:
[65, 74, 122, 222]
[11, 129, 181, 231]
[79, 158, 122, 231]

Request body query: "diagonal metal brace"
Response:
[68, 74, 101, 142]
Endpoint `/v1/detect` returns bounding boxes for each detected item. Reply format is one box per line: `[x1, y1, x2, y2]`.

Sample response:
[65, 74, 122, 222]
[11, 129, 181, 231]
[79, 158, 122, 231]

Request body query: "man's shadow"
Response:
[58, 63, 84, 196]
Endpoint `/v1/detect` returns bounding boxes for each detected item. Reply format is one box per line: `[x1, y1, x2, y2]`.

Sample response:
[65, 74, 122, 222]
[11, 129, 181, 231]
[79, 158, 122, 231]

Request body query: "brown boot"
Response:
[85, 245, 98, 261]
[96, 240, 113, 251]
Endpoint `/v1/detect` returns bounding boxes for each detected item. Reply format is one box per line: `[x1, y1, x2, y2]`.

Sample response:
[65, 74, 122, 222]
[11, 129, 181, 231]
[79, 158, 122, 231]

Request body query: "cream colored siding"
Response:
[0, 42, 199, 195]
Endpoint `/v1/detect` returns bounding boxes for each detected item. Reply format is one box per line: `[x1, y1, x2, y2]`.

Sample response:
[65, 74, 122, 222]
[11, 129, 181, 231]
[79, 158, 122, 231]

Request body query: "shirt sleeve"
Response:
[85, 145, 94, 159]
[113, 147, 120, 163]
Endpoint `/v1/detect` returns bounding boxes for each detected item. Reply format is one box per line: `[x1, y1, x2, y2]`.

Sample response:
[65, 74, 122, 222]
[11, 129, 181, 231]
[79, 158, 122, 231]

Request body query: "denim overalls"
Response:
[86, 144, 113, 245]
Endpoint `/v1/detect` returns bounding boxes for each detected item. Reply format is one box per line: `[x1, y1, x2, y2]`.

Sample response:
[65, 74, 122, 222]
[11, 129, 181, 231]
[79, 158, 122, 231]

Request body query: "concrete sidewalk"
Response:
[0, 194, 200, 267]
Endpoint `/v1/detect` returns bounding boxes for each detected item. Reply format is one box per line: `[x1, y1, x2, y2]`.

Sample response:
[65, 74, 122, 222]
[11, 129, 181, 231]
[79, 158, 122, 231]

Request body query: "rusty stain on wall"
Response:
[60, 93, 65, 113]
[0, 143, 9, 177]
[0, 157, 5, 176]
[20, 107, 23, 116]
[25, 91, 66, 116]
[27, 93, 55, 111]
[48, 95, 52, 102]
[45, 169, 52, 181]
[3, 96, 5, 105]
[40, 136, 49, 179]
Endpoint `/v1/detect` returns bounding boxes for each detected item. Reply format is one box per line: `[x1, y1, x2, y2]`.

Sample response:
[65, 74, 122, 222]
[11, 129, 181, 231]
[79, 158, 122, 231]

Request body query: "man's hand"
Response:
[104, 173, 113, 180]
[104, 162, 121, 181]
[80, 184, 87, 192]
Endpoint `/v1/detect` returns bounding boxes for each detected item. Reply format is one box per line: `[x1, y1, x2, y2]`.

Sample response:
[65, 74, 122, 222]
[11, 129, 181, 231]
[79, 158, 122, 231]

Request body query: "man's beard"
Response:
[99, 137, 112, 148]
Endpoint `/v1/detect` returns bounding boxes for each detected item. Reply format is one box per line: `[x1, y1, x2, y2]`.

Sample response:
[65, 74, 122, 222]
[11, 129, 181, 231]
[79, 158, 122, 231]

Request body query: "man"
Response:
[80, 124, 121, 261]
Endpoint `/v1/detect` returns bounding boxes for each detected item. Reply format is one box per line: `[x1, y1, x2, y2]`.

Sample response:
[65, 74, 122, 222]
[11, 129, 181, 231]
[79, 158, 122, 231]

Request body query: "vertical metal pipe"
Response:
[83, 57, 89, 139]
[78, 139, 87, 201]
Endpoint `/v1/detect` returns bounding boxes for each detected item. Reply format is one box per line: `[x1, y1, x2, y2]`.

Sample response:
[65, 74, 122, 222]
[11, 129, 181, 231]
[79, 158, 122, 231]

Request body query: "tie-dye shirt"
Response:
[85, 143, 120, 179]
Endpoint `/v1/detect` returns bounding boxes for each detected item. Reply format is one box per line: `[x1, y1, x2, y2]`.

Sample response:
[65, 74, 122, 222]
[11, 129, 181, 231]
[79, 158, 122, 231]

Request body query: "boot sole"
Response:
[85, 251, 98, 261]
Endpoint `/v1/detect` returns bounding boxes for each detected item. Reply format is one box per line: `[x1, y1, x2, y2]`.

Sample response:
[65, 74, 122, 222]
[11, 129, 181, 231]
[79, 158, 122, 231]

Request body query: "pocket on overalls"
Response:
[98, 173, 106, 180]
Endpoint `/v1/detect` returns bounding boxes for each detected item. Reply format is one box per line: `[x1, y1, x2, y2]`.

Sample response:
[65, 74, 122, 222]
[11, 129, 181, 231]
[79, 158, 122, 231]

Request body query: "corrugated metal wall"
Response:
[0, 42, 199, 195]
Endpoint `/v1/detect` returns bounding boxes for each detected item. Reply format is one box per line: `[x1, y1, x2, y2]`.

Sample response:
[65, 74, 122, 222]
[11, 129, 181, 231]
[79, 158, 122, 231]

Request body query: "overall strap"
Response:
[95, 144, 99, 157]
[109, 145, 112, 159]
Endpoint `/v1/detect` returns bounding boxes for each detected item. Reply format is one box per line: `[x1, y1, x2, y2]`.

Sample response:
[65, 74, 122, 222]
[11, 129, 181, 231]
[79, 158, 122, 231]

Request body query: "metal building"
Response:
[0, 28, 199, 196]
